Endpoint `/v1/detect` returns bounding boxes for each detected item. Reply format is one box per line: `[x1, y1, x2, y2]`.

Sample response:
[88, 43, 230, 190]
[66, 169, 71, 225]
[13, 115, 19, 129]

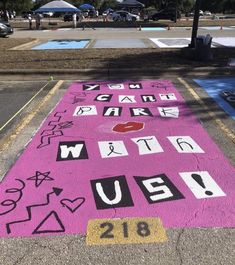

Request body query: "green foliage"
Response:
[0, 0, 33, 12]
[0, 0, 234, 14]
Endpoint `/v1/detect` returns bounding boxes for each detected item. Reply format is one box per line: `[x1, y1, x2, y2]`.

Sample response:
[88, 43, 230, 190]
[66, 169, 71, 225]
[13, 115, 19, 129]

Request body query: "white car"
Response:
[204, 11, 212, 16]
[188, 10, 204, 17]
[112, 11, 140, 22]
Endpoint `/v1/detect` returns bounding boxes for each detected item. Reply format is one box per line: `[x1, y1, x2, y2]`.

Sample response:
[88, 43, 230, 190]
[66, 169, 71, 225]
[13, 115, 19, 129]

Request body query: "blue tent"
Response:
[79, 4, 94, 10]
[117, 0, 145, 8]
[35, 0, 80, 13]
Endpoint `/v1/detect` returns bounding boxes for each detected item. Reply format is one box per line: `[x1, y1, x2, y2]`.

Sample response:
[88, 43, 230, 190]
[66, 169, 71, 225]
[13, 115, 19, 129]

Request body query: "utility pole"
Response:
[174, 0, 178, 23]
[189, 0, 202, 48]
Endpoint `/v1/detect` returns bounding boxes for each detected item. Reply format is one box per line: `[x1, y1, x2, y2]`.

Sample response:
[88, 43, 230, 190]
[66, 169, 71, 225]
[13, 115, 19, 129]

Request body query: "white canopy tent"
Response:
[35, 0, 80, 13]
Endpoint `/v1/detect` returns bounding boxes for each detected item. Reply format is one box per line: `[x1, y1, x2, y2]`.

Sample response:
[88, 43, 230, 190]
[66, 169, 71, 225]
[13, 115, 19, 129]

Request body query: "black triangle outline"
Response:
[32, 211, 65, 234]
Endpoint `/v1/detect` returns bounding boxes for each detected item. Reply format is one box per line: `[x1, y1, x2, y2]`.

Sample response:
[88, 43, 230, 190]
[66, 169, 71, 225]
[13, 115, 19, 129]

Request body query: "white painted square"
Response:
[179, 171, 226, 199]
[159, 93, 177, 101]
[131, 136, 164, 155]
[98, 141, 128, 158]
[167, 136, 204, 153]
[73, 105, 97, 116]
[119, 95, 136, 103]
[158, 107, 179, 118]
[107, 83, 125, 90]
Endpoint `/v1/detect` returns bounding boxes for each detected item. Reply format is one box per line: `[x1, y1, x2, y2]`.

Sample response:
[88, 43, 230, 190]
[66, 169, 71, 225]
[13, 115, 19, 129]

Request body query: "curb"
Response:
[0, 67, 234, 76]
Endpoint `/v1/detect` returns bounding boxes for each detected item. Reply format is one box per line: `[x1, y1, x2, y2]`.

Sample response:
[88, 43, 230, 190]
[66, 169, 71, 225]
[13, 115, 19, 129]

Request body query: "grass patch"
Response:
[0, 38, 234, 70]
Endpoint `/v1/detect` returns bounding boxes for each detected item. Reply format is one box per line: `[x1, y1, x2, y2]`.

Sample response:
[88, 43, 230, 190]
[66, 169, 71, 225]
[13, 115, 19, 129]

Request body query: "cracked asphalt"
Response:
[1, 229, 234, 265]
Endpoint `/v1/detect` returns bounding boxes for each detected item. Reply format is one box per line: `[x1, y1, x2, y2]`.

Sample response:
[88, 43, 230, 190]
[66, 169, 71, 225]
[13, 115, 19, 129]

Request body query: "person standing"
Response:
[3, 10, 9, 22]
[73, 12, 77, 28]
[28, 14, 32, 29]
[35, 13, 41, 30]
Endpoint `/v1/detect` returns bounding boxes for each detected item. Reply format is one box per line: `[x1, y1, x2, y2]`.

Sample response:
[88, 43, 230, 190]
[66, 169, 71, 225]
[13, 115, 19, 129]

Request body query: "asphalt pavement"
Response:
[11, 26, 235, 39]
[0, 76, 234, 265]
[0, 27, 234, 265]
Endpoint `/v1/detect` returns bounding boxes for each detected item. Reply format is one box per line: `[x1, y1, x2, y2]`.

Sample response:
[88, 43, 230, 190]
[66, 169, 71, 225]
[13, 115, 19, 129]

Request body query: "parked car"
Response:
[203, 11, 212, 16]
[112, 11, 140, 22]
[0, 21, 13, 37]
[21, 11, 35, 19]
[63, 13, 82, 22]
[102, 8, 114, 17]
[88, 10, 98, 18]
[186, 10, 204, 17]
[149, 8, 181, 21]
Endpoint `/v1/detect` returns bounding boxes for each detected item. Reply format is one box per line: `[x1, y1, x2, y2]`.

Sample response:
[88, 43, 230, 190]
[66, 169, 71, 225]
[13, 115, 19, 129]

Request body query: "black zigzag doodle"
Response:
[37, 110, 73, 149]
[57, 121, 73, 129]
[0, 179, 25, 216]
[53, 110, 67, 121]
[6, 187, 63, 234]
[38, 130, 64, 149]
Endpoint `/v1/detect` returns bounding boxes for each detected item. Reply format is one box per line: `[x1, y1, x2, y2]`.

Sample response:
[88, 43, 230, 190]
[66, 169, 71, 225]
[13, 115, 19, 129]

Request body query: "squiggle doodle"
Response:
[151, 81, 171, 90]
[6, 187, 63, 234]
[0, 179, 25, 216]
[37, 111, 73, 149]
[70, 92, 89, 104]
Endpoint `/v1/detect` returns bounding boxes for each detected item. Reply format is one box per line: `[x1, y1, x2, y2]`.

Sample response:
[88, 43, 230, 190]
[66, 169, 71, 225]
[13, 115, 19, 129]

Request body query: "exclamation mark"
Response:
[191, 174, 213, 196]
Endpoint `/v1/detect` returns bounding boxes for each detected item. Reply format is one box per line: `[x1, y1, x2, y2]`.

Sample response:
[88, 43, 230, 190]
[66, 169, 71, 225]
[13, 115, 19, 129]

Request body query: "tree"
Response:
[99, 0, 118, 12]
[0, 0, 33, 12]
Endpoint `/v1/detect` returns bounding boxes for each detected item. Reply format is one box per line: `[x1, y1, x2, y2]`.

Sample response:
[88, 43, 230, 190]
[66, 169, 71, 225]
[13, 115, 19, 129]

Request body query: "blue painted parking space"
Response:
[32, 39, 90, 50]
[194, 78, 235, 120]
[141, 27, 167, 31]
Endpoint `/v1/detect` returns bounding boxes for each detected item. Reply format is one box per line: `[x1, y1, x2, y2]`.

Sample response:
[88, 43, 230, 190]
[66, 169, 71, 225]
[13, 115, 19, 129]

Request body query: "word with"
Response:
[37, 110, 73, 149]
[90, 173, 225, 211]
[0, 179, 25, 216]
[86, 217, 167, 245]
[56, 136, 204, 161]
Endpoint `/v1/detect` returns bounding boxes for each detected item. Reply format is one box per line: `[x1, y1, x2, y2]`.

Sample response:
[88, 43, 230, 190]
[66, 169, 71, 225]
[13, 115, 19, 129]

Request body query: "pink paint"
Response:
[0, 80, 234, 238]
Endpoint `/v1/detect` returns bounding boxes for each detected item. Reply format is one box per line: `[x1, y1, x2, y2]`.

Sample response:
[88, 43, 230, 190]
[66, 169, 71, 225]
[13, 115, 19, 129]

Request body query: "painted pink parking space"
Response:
[0, 80, 234, 238]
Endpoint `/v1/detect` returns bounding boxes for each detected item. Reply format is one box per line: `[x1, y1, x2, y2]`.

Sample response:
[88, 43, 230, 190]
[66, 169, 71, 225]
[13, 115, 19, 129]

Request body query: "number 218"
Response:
[100, 221, 151, 239]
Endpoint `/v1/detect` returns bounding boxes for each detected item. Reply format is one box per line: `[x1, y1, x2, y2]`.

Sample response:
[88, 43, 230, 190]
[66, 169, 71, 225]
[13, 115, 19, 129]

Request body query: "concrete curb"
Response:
[0, 66, 234, 76]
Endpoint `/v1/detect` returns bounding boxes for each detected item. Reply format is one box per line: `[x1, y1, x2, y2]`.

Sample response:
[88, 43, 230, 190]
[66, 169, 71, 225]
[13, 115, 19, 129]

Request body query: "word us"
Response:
[90, 173, 225, 210]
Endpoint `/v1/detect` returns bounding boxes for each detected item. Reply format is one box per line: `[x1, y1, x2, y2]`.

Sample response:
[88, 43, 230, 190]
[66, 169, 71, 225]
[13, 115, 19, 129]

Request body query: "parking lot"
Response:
[0, 19, 235, 265]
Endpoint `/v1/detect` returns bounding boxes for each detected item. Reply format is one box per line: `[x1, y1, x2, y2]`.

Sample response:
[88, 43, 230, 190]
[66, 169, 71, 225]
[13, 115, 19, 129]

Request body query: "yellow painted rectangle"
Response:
[86, 217, 167, 245]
